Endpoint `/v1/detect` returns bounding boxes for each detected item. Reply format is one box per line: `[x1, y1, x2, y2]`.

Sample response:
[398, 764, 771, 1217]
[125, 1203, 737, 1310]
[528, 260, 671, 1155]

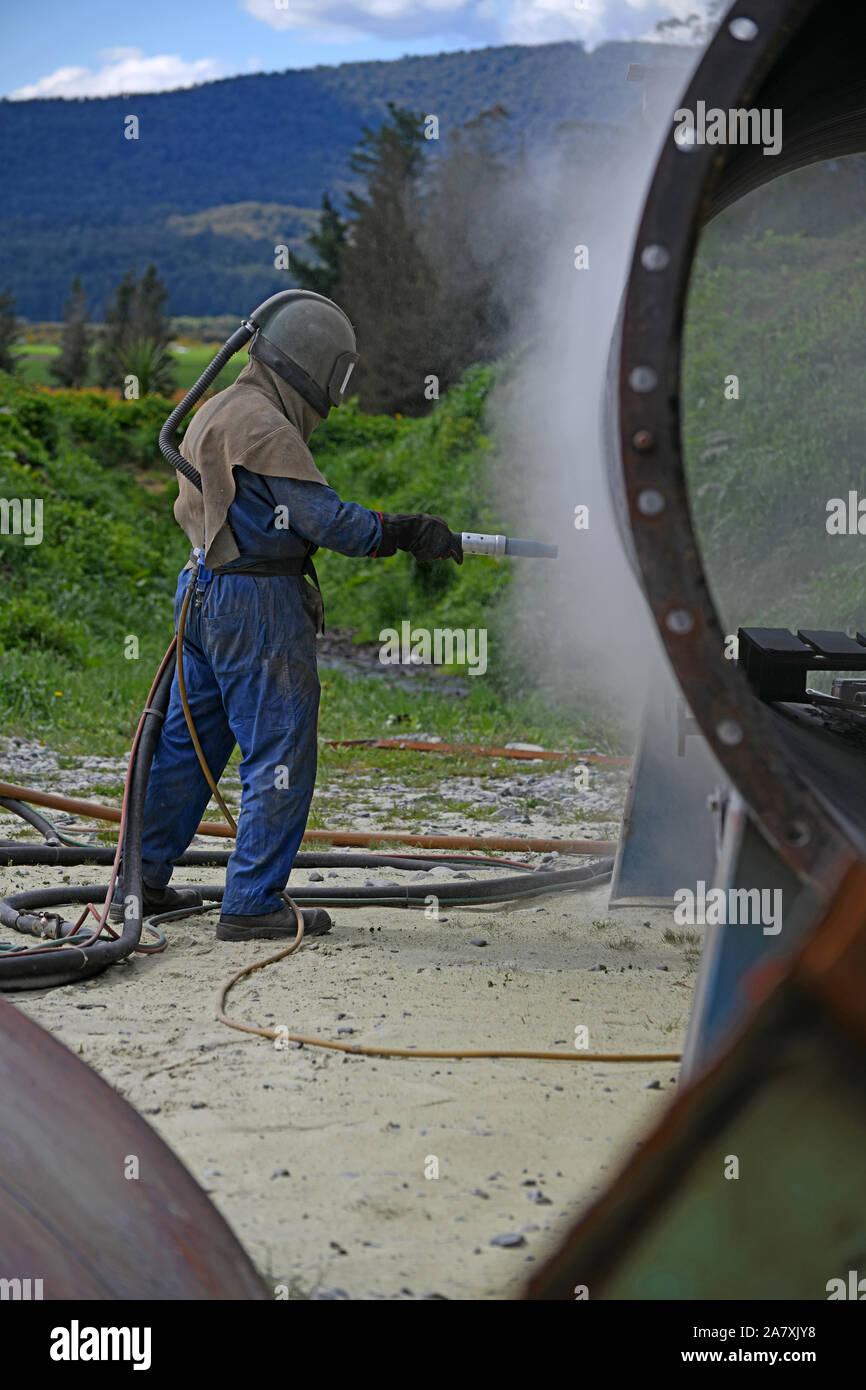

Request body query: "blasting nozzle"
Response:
[461, 532, 558, 560]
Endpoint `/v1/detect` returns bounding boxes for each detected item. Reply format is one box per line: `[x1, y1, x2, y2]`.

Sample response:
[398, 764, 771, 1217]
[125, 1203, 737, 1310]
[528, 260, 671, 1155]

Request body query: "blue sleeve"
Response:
[264, 476, 382, 558]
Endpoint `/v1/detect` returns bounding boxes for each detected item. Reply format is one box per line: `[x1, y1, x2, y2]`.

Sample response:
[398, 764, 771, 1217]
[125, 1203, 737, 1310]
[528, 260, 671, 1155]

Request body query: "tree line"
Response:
[6, 79, 860, 418]
[0, 266, 176, 393]
[0, 101, 541, 413]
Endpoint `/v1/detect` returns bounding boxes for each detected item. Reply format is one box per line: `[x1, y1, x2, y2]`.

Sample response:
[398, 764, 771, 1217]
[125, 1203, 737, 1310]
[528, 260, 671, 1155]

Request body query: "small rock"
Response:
[470, 938, 487, 947]
[270, 1168, 291, 1179]
[307, 871, 324, 882]
[646, 1080, 662, 1090]
[527, 1189, 552, 1205]
[490, 1233, 526, 1248]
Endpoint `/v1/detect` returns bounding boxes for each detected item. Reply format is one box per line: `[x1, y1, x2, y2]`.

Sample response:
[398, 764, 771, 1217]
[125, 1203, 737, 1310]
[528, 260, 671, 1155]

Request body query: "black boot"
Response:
[109, 882, 204, 924]
[217, 904, 332, 941]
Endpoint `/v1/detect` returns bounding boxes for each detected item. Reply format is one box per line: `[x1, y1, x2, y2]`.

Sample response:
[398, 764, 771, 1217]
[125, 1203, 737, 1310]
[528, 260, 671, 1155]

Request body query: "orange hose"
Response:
[301, 830, 617, 854]
[326, 738, 630, 764]
[0, 784, 616, 857]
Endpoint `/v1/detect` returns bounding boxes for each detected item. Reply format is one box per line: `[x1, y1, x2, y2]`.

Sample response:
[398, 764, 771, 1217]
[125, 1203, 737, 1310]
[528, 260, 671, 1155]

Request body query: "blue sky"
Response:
[3, 0, 710, 99]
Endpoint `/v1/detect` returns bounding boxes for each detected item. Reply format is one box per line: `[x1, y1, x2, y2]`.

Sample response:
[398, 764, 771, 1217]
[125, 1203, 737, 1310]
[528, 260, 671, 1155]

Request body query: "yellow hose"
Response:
[215, 926, 681, 1064]
[176, 578, 238, 835]
[175, 578, 679, 1065]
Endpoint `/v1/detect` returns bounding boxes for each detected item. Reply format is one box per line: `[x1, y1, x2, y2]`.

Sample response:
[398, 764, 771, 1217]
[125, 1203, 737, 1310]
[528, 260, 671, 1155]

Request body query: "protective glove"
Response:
[376, 513, 463, 564]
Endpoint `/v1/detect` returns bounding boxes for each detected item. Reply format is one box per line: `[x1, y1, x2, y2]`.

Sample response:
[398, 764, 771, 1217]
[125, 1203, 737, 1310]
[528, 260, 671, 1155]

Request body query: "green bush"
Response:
[0, 364, 520, 747]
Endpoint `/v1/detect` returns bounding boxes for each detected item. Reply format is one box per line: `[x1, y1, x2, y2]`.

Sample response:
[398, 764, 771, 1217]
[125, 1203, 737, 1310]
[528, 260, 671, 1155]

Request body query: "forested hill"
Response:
[0, 40, 688, 319]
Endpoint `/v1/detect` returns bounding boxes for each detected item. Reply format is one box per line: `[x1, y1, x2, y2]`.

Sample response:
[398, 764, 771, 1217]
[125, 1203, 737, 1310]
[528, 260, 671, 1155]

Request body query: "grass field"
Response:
[5, 220, 865, 758]
[0, 356, 623, 760]
[11, 342, 248, 393]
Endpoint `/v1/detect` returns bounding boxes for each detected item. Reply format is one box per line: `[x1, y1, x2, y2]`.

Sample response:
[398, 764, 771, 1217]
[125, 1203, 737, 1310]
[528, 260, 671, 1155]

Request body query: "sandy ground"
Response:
[0, 742, 697, 1301]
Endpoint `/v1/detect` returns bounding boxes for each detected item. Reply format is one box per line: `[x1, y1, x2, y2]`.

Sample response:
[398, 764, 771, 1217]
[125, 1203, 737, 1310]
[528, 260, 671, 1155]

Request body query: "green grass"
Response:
[10, 214, 858, 768]
[662, 929, 701, 948]
[11, 342, 248, 393]
[0, 364, 617, 760]
[683, 222, 866, 634]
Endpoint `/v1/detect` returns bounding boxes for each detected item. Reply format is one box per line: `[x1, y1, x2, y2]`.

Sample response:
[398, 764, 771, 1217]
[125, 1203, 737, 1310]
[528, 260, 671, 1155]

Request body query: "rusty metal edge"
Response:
[523, 858, 866, 1299]
[618, 0, 857, 889]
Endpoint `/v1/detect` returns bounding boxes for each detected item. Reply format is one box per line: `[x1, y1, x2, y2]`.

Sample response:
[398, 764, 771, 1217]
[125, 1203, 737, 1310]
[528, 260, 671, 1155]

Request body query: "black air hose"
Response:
[158, 322, 255, 490]
[0, 798, 61, 845]
[0, 651, 175, 989]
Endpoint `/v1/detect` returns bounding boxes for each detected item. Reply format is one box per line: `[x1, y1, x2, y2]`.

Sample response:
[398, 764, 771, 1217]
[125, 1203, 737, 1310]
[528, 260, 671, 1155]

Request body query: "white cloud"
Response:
[505, 0, 714, 48]
[240, 0, 712, 44]
[8, 0, 713, 103]
[242, 0, 503, 41]
[9, 48, 224, 100]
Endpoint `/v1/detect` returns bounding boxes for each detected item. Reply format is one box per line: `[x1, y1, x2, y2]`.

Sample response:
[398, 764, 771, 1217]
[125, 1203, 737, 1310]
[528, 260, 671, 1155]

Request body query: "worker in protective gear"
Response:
[115, 291, 462, 942]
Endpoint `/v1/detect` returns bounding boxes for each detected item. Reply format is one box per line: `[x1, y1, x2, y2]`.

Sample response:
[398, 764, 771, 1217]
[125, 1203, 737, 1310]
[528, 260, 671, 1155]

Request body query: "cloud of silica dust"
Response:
[488, 45, 703, 734]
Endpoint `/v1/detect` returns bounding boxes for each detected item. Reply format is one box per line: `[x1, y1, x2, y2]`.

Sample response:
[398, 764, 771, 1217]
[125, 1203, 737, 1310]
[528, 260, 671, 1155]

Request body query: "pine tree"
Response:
[135, 264, 174, 354]
[96, 265, 176, 395]
[0, 288, 19, 374]
[292, 194, 349, 297]
[96, 269, 136, 389]
[419, 106, 522, 392]
[336, 103, 437, 415]
[50, 277, 92, 387]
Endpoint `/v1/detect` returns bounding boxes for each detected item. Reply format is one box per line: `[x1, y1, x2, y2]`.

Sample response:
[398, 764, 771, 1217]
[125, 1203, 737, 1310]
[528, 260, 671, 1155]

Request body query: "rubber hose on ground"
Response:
[0, 654, 175, 990]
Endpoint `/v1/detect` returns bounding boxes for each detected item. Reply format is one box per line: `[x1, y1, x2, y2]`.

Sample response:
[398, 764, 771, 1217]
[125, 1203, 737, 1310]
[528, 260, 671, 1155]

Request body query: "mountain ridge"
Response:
[0, 39, 691, 318]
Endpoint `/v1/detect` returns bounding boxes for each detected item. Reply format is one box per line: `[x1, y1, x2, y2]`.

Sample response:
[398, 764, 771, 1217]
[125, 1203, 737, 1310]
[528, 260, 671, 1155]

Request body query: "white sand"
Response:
[2, 782, 696, 1300]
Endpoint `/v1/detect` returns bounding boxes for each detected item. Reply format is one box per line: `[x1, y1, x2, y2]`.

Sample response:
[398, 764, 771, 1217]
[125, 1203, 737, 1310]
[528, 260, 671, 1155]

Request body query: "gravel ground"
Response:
[0, 732, 695, 1301]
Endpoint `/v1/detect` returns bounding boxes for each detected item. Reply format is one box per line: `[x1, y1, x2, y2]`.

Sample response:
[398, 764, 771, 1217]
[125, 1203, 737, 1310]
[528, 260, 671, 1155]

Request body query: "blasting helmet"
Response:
[247, 289, 359, 417]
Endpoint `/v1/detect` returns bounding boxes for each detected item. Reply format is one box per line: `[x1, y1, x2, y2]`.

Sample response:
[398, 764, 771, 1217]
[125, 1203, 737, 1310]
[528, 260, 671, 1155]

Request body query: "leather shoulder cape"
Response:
[173, 354, 328, 569]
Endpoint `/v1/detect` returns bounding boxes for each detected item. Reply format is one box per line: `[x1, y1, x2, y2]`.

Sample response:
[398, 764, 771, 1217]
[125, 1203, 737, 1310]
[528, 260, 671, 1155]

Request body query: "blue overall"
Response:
[140, 468, 381, 915]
